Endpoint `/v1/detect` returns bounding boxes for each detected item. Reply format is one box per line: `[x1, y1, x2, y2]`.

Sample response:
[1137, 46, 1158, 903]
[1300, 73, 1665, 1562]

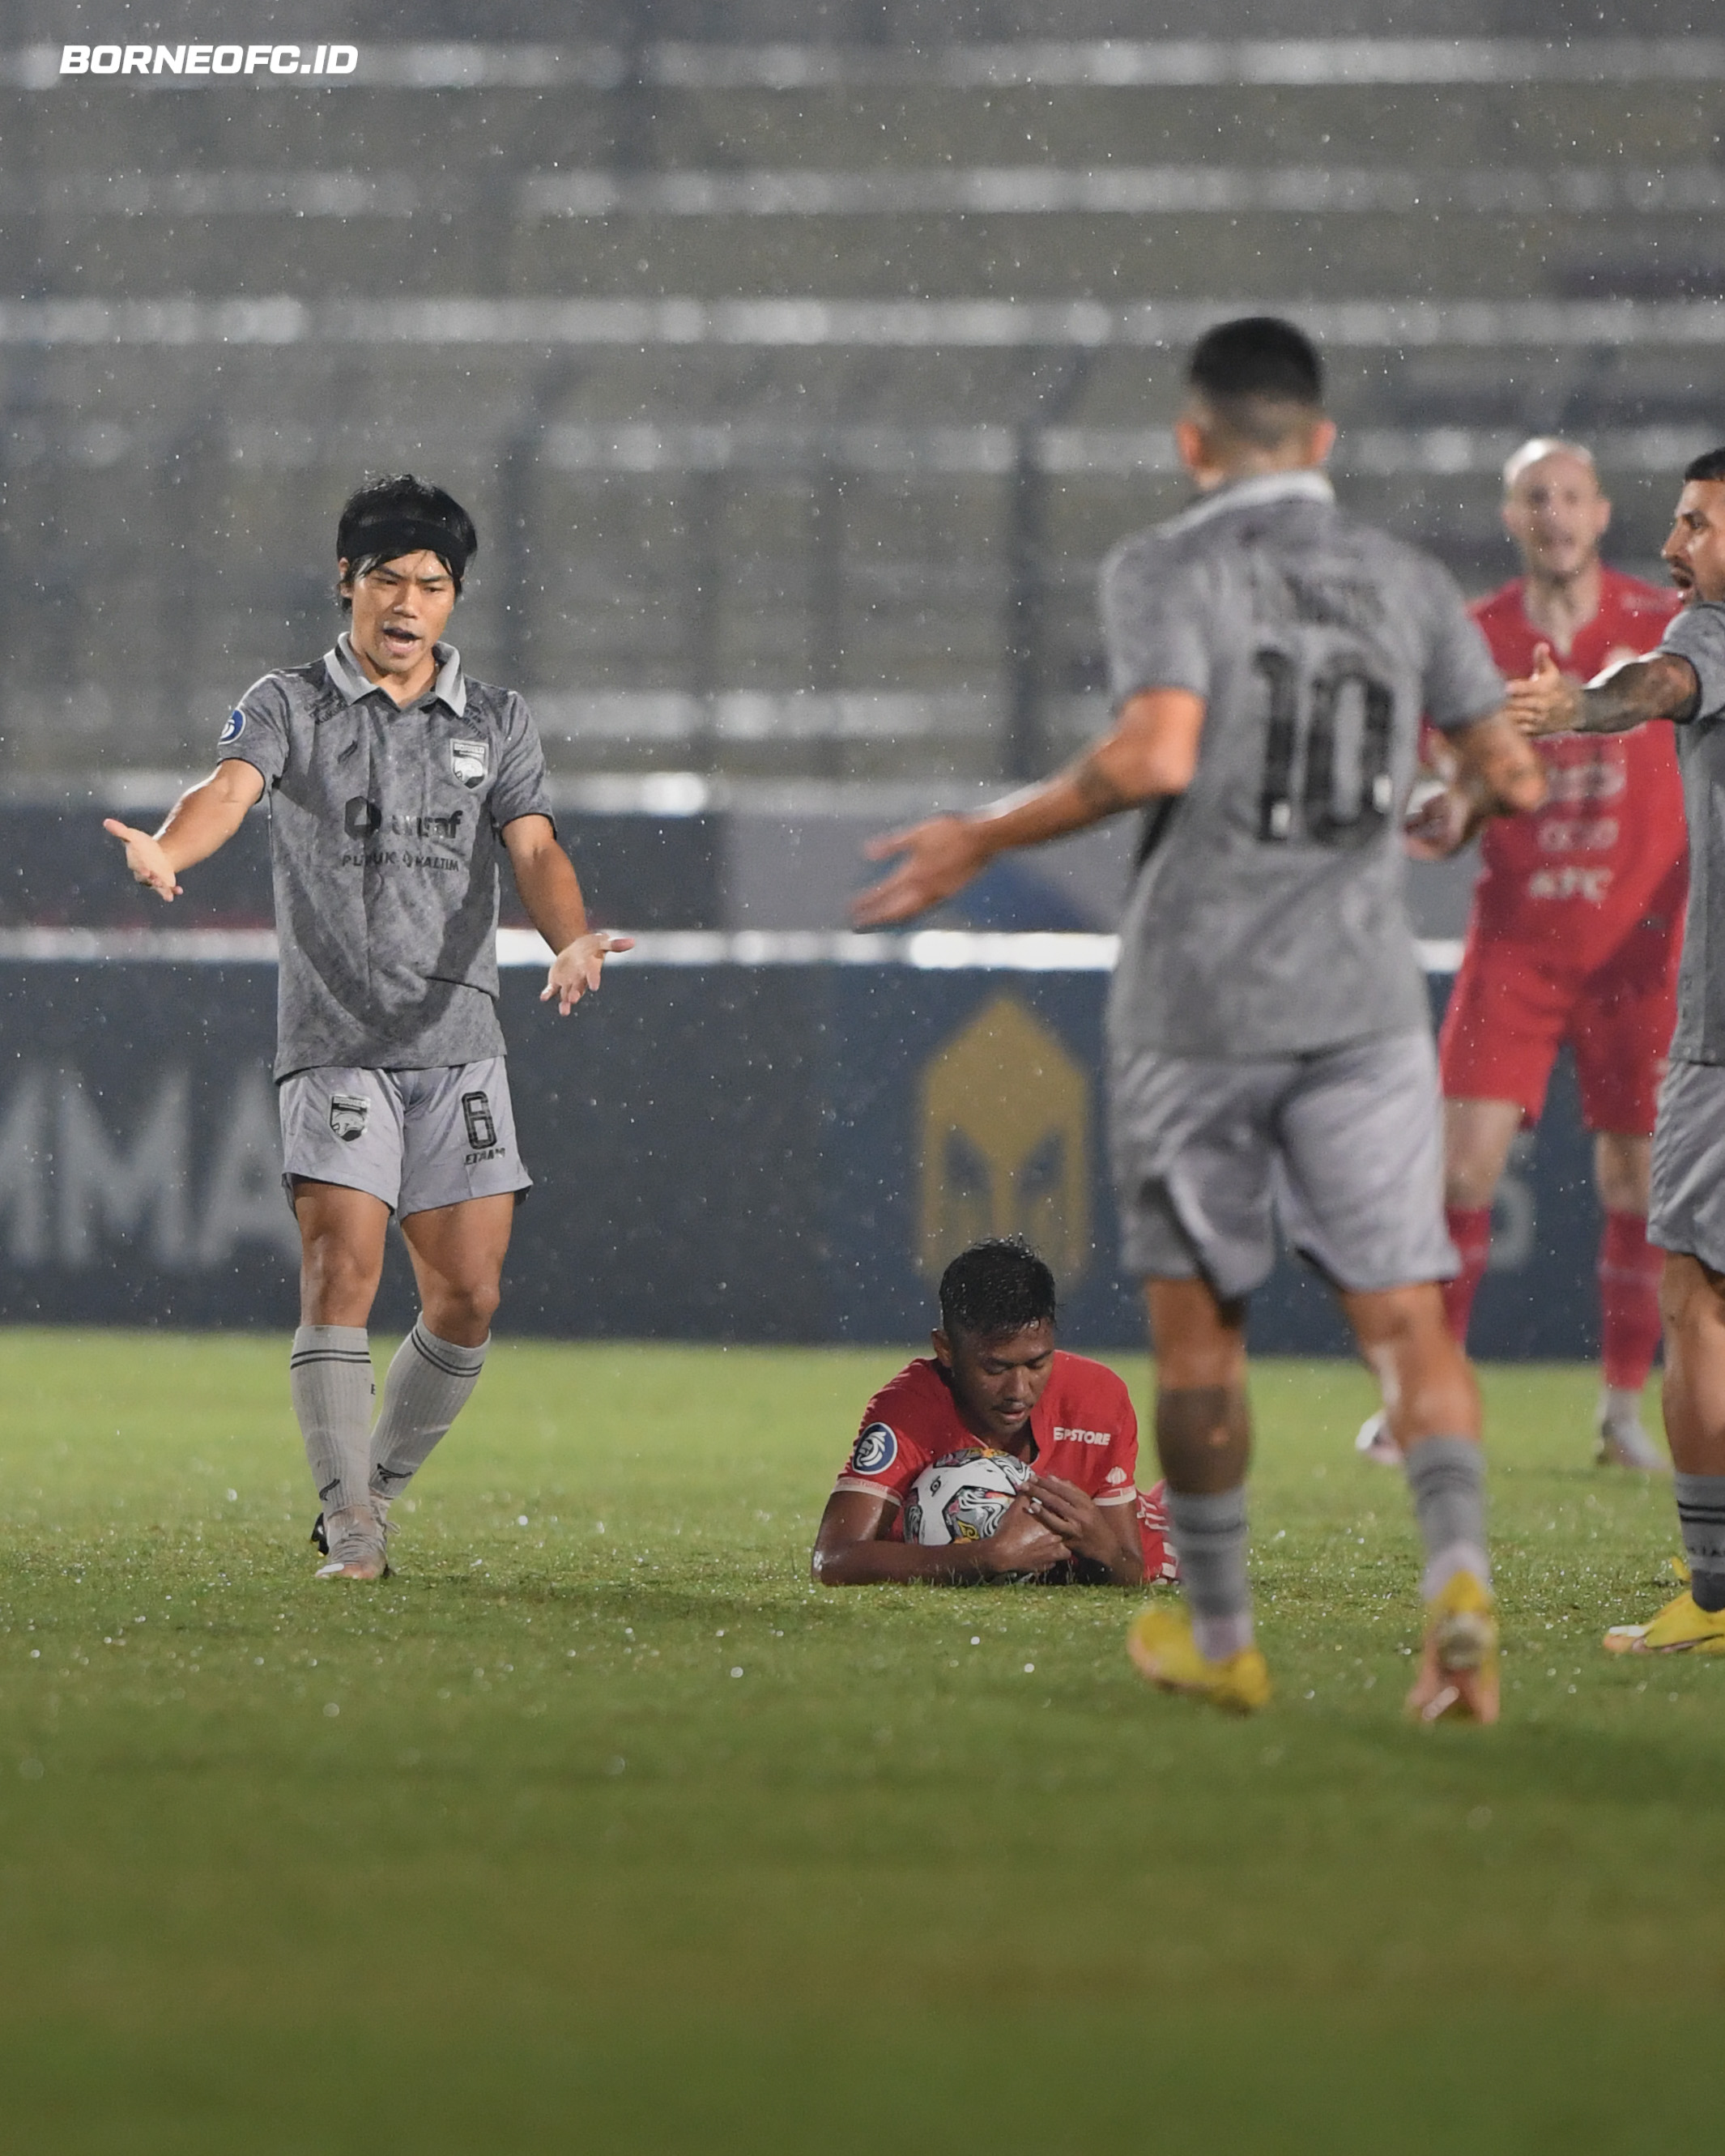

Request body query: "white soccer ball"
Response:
[903, 1449, 1031, 1545]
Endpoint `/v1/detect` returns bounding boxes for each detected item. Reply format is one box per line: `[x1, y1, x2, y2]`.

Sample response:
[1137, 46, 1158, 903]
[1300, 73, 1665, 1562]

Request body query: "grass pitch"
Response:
[0, 1330, 1713, 2154]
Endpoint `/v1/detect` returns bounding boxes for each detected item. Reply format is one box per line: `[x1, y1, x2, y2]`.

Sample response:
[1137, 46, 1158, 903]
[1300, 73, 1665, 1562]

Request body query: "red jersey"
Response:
[1467, 570, 1685, 971]
[834, 1350, 1177, 1579]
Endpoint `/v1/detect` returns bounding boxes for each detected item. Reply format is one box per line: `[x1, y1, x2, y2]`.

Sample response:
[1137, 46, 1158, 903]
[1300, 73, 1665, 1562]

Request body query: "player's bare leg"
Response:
[364, 1195, 515, 1518]
[1356, 1098, 1517, 1467]
[1127, 1277, 1271, 1713]
[1607, 1255, 1725, 1653]
[1343, 1284, 1498, 1724]
[292, 1180, 390, 1581]
[1593, 1131, 1667, 1471]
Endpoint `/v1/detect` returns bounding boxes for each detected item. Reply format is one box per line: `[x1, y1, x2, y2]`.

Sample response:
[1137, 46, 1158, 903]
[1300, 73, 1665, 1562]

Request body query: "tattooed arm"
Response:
[851, 688, 1206, 927]
[1506, 643, 1701, 739]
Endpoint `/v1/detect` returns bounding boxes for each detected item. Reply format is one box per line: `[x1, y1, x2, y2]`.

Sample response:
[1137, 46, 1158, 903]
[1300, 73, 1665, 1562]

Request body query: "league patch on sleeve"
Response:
[849, 1423, 898, 1476]
[219, 708, 245, 746]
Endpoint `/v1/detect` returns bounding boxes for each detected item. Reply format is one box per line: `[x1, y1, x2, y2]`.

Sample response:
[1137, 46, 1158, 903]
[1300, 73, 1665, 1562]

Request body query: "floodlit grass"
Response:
[0, 1329, 1712, 2153]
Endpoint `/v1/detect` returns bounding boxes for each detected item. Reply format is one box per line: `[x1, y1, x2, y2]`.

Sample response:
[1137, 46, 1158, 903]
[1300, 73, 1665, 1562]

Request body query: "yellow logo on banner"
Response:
[917, 992, 1091, 1283]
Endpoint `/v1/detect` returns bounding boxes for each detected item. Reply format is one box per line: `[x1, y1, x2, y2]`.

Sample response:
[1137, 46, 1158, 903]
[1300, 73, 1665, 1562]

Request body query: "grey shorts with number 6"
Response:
[278, 1058, 531, 1218]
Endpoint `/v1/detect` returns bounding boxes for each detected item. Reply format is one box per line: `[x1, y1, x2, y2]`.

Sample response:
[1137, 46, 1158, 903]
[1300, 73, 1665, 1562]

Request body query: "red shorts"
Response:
[1138, 1481, 1180, 1583]
[1438, 921, 1679, 1135]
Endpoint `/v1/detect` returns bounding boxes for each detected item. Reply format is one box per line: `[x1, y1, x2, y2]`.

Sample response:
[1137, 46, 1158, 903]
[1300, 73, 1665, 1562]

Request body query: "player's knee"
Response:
[427, 1275, 501, 1338]
[299, 1236, 382, 1311]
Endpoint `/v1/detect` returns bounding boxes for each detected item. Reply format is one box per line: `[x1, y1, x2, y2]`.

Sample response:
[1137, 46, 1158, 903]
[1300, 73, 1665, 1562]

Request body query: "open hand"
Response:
[1504, 644, 1582, 739]
[102, 818, 182, 901]
[541, 931, 635, 1016]
[850, 816, 989, 928]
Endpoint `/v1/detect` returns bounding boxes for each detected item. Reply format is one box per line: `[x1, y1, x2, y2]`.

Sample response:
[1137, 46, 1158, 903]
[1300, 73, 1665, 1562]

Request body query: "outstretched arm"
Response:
[1506, 643, 1701, 738]
[102, 757, 266, 901]
[500, 813, 634, 1016]
[851, 687, 1206, 928]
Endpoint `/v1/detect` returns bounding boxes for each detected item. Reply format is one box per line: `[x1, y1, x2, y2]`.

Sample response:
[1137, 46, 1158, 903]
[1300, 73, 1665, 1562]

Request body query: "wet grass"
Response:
[0, 1330, 1711, 2153]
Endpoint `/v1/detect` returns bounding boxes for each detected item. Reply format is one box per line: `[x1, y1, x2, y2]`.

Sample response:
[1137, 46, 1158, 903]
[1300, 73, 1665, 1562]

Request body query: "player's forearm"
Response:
[152, 767, 258, 870]
[512, 842, 590, 952]
[1570, 654, 1701, 733]
[811, 1535, 1002, 1587]
[965, 727, 1182, 860]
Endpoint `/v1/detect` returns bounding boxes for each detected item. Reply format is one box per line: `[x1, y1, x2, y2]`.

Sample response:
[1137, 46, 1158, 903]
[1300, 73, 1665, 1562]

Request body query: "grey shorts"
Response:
[1109, 1030, 1456, 1302]
[1650, 1058, 1725, 1271]
[279, 1059, 531, 1218]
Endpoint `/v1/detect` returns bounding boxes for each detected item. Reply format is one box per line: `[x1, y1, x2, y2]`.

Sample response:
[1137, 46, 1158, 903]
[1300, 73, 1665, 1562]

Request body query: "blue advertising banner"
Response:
[0, 958, 1599, 1356]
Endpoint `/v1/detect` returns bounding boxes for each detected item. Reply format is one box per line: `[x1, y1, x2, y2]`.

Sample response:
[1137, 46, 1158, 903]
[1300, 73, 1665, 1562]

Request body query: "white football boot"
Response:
[1594, 1393, 1668, 1473]
[1354, 1410, 1403, 1468]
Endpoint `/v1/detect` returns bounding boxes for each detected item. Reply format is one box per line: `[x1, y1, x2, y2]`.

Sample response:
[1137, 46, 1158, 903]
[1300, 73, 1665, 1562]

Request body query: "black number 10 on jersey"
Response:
[1254, 646, 1396, 849]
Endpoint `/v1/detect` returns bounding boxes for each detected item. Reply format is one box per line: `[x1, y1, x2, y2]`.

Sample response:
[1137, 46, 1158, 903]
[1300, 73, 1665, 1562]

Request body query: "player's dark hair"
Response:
[938, 1238, 1058, 1344]
[1684, 447, 1725, 485]
[1187, 316, 1325, 450]
[335, 475, 477, 611]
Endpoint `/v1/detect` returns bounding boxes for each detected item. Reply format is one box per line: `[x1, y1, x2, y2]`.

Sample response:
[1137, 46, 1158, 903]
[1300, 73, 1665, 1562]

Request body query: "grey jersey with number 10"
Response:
[1101, 472, 1503, 1060]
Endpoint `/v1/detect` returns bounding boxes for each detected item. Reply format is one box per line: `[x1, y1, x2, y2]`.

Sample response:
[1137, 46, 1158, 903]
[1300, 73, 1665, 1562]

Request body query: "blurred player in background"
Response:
[1370, 439, 1682, 1472]
[1511, 449, 1725, 1654]
[811, 1237, 1176, 1587]
[854, 317, 1544, 1720]
[104, 476, 629, 1581]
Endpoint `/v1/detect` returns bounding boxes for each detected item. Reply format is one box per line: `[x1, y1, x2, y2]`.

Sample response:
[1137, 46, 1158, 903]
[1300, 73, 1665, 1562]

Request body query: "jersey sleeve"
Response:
[832, 1412, 927, 1510]
[216, 674, 292, 786]
[1094, 1377, 1140, 1507]
[488, 692, 556, 831]
[1421, 567, 1506, 734]
[1100, 536, 1213, 705]
[1659, 603, 1725, 723]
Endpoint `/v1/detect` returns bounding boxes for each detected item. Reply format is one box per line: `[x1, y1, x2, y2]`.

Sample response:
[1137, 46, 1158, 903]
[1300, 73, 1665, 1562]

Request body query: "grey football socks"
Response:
[289, 1325, 375, 1517]
[1403, 1435, 1490, 1601]
[1165, 1485, 1254, 1662]
[1675, 1473, 1725, 1611]
[369, 1321, 489, 1500]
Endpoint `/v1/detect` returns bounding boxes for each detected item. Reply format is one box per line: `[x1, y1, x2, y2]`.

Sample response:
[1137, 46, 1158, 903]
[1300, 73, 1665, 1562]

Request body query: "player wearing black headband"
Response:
[104, 476, 631, 1580]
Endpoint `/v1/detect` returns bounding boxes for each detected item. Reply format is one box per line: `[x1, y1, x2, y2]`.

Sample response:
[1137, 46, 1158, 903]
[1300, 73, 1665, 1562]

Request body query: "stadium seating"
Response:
[2, 10, 1719, 791]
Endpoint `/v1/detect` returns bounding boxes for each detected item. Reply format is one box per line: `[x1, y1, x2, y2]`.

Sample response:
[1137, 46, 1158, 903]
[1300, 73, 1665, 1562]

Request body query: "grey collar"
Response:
[1161, 468, 1335, 541]
[324, 633, 468, 717]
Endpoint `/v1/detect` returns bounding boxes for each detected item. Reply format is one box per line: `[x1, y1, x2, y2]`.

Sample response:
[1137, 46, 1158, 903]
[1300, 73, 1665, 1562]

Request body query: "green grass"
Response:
[0, 1330, 1712, 2153]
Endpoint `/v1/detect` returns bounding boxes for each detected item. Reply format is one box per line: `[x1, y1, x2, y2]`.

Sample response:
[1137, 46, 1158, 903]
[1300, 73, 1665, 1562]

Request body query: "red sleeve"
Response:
[831, 1363, 941, 1510]
[1095, 1366, 1140, 1507]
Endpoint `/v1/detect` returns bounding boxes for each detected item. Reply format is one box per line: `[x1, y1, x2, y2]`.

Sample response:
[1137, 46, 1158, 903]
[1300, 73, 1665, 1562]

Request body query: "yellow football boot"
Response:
[1405, 1570, 1499, 1725]
[1126, 1604, 1271, 1714]
[1604, 1587, 1725, 1655]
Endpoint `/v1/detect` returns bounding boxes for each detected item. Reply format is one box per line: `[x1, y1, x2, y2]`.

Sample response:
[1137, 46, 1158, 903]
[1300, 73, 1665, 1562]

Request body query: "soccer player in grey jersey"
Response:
[1510, 446, 1725, 1655]
[857, 318, 1544, 1720]
[104, 475, 629, 1581]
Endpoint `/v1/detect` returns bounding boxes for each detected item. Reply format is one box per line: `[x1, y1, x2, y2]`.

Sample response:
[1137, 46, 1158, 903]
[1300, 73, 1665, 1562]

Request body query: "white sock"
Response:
[1602, 1385, 1646, 1429]
[369, 1321, 489, 1500]
[289, 1325, 374, 1515]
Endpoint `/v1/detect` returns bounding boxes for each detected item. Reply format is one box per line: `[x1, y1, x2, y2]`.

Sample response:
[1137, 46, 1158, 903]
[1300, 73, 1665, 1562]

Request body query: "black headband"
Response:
[342, 515, 472, 580]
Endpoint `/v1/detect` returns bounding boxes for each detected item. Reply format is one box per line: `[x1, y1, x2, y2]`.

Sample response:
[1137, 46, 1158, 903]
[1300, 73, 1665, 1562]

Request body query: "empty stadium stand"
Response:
[2, 4, 1720, 807]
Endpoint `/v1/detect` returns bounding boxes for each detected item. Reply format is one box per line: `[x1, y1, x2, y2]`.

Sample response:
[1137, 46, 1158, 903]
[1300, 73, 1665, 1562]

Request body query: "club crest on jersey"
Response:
[219, 708, 245, 745]
[850, 1423, 897, 1476]
[449, 739, 488, 790]
[328, 1093, 369, 1143]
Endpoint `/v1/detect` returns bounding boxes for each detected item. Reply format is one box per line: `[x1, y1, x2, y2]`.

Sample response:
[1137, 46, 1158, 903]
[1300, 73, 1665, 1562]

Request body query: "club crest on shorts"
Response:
[328, 1093, 369, 1143]
[449, 738, 488, 790]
